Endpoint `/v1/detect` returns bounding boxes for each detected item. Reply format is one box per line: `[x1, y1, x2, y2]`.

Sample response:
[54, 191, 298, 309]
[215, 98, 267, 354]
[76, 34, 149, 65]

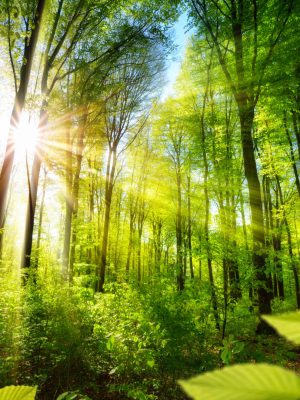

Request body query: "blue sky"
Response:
[161, 12, 190, 100]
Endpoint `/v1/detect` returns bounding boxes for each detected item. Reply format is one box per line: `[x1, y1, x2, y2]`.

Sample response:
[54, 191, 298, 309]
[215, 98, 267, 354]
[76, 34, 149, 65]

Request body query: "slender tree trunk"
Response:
[276, 176, 300, 308]
[183, 232, 187, 278]
[222, 257, 229, 339]
[176, 167, 184, 291]
[240, 189, 254, 300]
[67, 115, 86, 282]
[137, 202, 145, 283]
[203, 131, 220, 329]
[285, 217, 300, 309]
[187, 174, 194, 279]
[263, 175, 275, 299]
[205, 197, 220, 330]
[199, 56, 219, 329]
[284, 112, 300, 197]
[113, 190, 122, 273]
[152, 218, 163, 274]
[35, 169, 47, 269]
[292, 110, 300, 161]
[97, 147, 117, 292]
[21, 105, 47, 273]
[126, 206, 135, 279]
[0, 170, 14, 258]
[228, 193, 242, 300]
[272, 185, 284, 300]
[137, 228, 142, 282]
[62, 124, 73, 278]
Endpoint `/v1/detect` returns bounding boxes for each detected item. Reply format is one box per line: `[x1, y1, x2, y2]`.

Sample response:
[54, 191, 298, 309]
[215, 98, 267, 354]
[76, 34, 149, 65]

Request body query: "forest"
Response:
[0, 0, 300, 399]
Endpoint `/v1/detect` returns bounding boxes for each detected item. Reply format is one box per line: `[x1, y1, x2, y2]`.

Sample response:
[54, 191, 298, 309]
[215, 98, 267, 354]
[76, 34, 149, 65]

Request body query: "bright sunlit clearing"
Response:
[14, 112, 39, 158]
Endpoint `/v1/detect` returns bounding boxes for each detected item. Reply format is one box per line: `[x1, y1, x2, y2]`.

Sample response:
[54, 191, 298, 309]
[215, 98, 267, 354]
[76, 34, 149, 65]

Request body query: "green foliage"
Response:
[15, 280, 95, 392]
[90, 281, 209, 377]
[0, 386, 37, 400]
[220, 335, 244, 365]
[179, 364, 300, 400]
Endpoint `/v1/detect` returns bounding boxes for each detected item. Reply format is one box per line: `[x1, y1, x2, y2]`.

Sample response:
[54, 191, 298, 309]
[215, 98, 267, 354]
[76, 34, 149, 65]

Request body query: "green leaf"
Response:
[263, 312, 300, 345]
[179, 364, 300, 400]
[0, 386, 37, 400]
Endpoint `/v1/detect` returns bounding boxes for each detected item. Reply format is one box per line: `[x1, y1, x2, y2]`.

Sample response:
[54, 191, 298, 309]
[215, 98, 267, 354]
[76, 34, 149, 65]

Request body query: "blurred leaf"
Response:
[263, 312, 300, 345]
[0, 386, 37, 400]
[179, 364, 300, 400]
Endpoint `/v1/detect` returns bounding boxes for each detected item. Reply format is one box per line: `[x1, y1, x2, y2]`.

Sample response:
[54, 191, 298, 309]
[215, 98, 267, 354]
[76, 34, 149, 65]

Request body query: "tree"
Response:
[189, 0, 295, 326]
[0, 0, 46, 254]
[97, 46, 162, 292]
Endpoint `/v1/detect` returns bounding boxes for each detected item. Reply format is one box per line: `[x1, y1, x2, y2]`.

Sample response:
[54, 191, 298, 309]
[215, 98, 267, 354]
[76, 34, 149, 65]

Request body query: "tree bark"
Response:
[276, 176, 300, 308]
[284, 112, 300, 197]
[67, 115, 86, 282]
[176, 165, 184, 291]
[238, 103, 272, 321]
[97, 147, 117, 292]
[62, 123, 73, 278]
[187, 174, 194, 279]
[35, 169, 47, 269]
[21, 105, 47, 274]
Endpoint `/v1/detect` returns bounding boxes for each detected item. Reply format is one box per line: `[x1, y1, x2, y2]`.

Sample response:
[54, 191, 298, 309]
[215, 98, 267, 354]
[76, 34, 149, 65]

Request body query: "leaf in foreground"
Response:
[179, 363, 300, 400]
[0, 386, 37, 400]
[263, 312, 300, 345]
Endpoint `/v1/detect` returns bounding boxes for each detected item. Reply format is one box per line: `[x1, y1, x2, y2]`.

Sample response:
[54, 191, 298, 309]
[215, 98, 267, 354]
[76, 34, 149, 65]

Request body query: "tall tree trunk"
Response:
[262, 175, 275, 299]
[202, 125, 219, 329]
[113, 190, 122, 273]
[238, 103, 272, 324]
[68, 115, 86, 282]
[272, 183, 284, 300]
[137, 202, 145, 283]
[285, 217, 300, 309]
[62, 123, 73, 278]
[284, 112, 300, 197]
[137, 228, 143, 282]
[35, 168, 47, 269]
[240, 189, 254, 300]
[227, 192, 242, 300]
[204, 180, 220, 331]
[153, 218, 162, 274]
[126, 216, 134, 279]
[21, 104, 47, 273]
[276, 176, 300, 308]
[199, 54, 219, 329]
[292, 110, 300, 161]
[176, 167, 184, 291]
[187, 174, 194, 279]
[0, 0, 46, 252]
[97, 147, 117, 292]
[87, 159, 95, 266]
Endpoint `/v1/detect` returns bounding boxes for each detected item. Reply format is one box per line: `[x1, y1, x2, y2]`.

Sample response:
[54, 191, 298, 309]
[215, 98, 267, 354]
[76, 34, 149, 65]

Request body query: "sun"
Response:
[14, 112, 39, 159]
